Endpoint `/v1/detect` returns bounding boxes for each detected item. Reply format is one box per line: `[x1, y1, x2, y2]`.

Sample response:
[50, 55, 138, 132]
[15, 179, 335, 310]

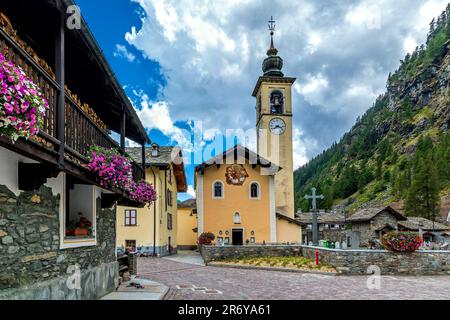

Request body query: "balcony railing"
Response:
[0, 28, 145, 185]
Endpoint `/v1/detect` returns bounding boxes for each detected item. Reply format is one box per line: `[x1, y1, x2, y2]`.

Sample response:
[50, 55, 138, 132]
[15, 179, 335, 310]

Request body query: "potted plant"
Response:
[198, 232, 215, 245]
[381, 231, 423, 252]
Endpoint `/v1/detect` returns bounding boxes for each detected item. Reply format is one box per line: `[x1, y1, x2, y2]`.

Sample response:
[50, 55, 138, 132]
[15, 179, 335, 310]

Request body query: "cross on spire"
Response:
[267, 16, 278, 54]
[268, 16, 276, 35]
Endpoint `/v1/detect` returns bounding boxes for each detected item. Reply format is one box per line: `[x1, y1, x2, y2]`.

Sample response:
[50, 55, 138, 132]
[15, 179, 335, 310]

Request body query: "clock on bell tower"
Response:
[253, 17, 296, 218]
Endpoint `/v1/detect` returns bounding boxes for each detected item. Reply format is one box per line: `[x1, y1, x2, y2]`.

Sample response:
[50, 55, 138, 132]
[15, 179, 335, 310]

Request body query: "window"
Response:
[167, 213, 173, 230]
[270, 90, 284, 114]
[233, 212, 241, 224]
[125, 209, 137, 226]
[213, 181, 224, 199]
[167, 189, 173, 207]
[125, 240, 136, 250]
[167, 168, 172, 184]
[151, 143, 159, 157]
[63, 175, 96, 244]
[249, 182, 260, 199]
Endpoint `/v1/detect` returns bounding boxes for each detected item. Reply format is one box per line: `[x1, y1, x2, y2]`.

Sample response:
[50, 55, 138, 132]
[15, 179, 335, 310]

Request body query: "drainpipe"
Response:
[150, 167, 157, 257]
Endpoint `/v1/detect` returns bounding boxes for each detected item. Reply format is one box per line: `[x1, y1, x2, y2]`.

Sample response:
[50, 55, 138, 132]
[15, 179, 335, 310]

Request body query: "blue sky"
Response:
[78, 0, 198, 200]
[76, 0, 448, 201]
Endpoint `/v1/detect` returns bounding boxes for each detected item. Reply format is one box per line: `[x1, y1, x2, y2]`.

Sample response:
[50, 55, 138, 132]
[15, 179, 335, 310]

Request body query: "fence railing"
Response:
[0, 28, 144, 184]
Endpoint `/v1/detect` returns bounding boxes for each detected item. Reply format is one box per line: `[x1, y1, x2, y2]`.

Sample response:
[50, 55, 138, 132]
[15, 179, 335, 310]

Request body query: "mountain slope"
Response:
[294, 5, 450, 221]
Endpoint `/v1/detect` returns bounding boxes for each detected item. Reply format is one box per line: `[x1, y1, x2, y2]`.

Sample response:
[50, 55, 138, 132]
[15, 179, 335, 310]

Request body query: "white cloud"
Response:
[186, 185, 196, 198]
[296, 73, 329, 106]
[125, 0, 449, 162]
[132, 91, 192, 150]
[113, 44, 136, 62]
[403, 36, 418, 54]
[292, 128, 310, 169]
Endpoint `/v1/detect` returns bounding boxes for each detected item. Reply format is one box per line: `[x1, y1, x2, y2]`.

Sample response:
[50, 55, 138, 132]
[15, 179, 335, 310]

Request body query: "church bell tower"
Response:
[253, 17, 296, 218]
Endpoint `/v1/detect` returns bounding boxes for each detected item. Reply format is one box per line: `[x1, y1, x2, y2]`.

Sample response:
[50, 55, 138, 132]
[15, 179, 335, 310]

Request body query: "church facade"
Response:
[194, 26, 302, 245]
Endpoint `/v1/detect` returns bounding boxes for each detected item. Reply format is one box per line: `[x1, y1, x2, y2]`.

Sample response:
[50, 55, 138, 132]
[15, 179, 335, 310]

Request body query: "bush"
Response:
[381, 231, 423, 252]
[198, 232, 215, 245]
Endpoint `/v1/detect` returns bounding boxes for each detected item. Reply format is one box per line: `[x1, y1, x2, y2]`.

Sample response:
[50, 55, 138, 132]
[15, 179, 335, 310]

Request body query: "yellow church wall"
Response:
[276, 218, 302, 243]
[199, 163, 273, 243]
[256, 81, 295, 218]
[177, 207, 198, 247]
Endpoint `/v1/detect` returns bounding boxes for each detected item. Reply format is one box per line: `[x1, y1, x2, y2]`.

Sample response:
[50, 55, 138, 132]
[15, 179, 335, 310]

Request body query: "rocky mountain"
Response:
[294, 5, 450, 222]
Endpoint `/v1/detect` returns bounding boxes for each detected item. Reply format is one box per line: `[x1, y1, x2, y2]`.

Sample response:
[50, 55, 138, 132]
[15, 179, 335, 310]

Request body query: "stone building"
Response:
[398, 217, 450, 244]
[346, 206, 406, 248]
[296, 211, 346, 243]
[0, 1, 150, 299]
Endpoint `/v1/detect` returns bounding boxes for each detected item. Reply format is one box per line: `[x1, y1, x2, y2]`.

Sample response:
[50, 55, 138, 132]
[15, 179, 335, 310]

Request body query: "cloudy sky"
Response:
[78, 0, 448, 200]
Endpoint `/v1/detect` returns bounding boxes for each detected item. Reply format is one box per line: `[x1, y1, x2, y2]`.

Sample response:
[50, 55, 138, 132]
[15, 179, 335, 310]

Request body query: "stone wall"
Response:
[200, 244, 303, 263]
[301, 246, 450, 275]
[0, 184, 118, 299]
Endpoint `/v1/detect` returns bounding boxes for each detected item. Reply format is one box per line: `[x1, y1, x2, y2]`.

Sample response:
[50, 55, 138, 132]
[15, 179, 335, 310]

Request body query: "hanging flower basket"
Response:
[0, 53, 48, 142]
[87, 145, 134, 190]
[381, 231, 423, 252]
[129, 180, 157, 207]
[87, 145, 157, 206]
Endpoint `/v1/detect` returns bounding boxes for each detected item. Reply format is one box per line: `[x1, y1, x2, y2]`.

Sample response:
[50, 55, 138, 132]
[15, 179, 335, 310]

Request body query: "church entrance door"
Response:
[232, 229, 243, 245]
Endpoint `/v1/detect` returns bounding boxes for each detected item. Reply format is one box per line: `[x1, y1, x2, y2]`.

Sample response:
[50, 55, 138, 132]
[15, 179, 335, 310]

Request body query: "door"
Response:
[232, 229, 243, 245]
[168, 236, 172, 255]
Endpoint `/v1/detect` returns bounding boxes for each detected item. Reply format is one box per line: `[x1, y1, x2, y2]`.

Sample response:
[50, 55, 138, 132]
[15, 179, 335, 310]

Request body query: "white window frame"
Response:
[233, 212, 241, 224]
[212, 180, 224, 199]
[248, 181, 261, 200]
[60, 173, 97, 249]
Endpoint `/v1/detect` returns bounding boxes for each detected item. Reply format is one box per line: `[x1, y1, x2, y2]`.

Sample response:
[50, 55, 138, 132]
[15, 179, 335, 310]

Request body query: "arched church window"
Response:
[233, 212, 241, 224]
[213, 181, 224, 198]
[250, 182, 259, 199]
[270, 90, 284, 114]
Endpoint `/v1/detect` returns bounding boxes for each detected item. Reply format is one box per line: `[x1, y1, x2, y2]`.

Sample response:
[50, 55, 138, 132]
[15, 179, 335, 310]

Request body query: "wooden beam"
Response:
[141, 144, 146, 177]
[55, 11, 65, 169]
[101, 193, 123, 209]
[18, 163, 60, 191]
[117, 197, 146, 209]
[120, 110, 126, 150]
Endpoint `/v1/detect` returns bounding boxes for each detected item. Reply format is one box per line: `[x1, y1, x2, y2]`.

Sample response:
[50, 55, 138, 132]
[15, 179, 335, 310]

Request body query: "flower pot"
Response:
[74, 227, 89, 236]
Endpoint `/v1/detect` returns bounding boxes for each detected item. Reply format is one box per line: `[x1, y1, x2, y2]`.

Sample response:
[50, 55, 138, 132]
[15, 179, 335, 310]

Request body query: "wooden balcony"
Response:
[0, 24, 145, 198]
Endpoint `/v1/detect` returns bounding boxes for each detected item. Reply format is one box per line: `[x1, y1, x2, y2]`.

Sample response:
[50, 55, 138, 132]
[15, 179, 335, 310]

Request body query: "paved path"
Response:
[137, 252, 450, 300]
[100, 278, 168, 300]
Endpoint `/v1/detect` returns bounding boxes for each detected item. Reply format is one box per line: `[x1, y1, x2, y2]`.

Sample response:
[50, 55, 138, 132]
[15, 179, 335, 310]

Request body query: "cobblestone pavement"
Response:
[137, 256, 450, 300]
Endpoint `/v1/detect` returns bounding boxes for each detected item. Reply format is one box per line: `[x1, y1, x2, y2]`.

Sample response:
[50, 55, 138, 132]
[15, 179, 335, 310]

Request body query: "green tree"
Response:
[405, 152, 440, 220]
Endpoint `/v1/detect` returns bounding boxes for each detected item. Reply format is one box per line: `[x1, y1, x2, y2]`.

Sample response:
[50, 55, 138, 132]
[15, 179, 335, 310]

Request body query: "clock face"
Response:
[269, 118, 286, 135]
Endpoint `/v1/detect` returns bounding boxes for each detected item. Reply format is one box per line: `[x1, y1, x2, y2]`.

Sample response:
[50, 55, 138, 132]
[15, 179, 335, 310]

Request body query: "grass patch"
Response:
[220, 256, 336, 273]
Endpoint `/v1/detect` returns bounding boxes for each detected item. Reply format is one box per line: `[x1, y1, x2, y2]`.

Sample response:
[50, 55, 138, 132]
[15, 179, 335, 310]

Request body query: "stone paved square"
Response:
[136, 253, 450, 300]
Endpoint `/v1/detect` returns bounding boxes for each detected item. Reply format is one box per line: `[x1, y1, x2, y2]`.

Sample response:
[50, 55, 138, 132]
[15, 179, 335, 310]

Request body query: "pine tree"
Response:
[405, 152, 440, 220]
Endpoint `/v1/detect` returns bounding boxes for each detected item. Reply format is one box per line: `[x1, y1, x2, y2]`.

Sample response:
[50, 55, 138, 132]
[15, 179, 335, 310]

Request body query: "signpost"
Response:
[304, 187, 324, 246]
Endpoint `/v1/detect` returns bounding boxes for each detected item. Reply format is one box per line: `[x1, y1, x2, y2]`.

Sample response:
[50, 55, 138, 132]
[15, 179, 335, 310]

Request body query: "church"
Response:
[194, 23, 302, 245]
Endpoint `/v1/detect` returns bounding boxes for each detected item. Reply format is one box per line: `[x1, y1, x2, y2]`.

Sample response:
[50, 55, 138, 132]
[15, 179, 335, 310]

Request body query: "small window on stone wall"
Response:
[64, 175, 96, 242]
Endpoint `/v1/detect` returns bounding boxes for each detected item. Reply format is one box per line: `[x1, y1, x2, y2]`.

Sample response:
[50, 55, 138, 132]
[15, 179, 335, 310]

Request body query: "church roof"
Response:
[194, 144, 281, 175]
[276, 213, 302, 226]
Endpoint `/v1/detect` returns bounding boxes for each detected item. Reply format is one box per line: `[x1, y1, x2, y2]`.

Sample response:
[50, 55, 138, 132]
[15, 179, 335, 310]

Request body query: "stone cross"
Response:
[304, 187, 324, 246]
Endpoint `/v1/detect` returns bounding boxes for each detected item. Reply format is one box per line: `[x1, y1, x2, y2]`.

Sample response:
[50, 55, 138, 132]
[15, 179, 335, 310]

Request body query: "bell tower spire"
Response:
[262, 16, 283, 77]
[253, 17, 297, 218]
